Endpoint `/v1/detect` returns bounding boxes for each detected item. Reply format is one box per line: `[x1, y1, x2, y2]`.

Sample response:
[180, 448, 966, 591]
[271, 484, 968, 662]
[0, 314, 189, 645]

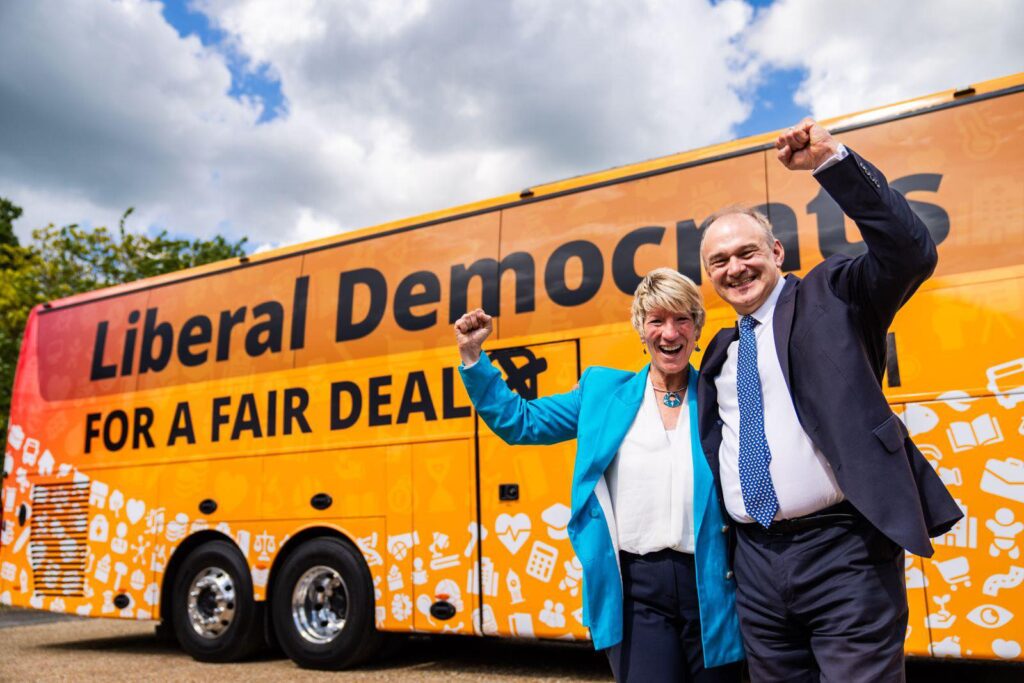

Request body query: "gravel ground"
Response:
[1, 607, 1023, 682]
[0, 609, 610, 682]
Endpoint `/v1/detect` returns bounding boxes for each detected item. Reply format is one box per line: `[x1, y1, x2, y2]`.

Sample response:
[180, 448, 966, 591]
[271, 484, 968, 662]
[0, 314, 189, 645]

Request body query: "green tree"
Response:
[0, 197, 21, 248]
[0, 200, 247, 426]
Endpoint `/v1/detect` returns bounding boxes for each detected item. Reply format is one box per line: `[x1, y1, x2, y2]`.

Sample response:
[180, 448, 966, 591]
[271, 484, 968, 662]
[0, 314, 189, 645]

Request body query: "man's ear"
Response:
[772, 239, 785, 268]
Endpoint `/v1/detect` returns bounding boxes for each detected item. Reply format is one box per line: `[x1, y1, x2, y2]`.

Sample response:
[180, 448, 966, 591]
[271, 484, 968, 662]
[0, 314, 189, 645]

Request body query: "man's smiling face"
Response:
[701, 213, 785, 316]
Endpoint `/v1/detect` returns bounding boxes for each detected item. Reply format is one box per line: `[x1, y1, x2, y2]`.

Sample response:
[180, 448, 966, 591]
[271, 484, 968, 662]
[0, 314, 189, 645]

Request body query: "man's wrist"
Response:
[813, 143, 848, 176]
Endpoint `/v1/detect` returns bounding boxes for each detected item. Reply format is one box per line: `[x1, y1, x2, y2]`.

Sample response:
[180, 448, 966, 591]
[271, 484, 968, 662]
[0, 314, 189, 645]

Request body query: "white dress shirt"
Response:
[607, 376, 695, 554]
[716, 277, 844, 524]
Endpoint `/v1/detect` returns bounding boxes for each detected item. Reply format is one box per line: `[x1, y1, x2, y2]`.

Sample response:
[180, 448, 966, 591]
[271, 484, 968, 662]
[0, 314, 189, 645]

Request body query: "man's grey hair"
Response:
[699, 205, 776, 266]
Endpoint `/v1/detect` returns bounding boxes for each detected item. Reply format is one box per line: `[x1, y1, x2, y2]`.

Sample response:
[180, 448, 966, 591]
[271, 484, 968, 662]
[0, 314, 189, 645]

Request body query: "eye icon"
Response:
[966, 604, 1013, 629]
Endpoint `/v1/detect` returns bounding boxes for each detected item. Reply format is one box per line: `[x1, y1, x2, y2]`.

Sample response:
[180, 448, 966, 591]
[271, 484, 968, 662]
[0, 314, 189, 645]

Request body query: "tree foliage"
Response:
[0, 197, 21, 248]
[1, 200, 248, 426]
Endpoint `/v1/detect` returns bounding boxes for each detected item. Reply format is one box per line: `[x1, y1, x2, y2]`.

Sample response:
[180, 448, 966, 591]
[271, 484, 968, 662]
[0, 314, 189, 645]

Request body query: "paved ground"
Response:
[1, 606, 1023, 682]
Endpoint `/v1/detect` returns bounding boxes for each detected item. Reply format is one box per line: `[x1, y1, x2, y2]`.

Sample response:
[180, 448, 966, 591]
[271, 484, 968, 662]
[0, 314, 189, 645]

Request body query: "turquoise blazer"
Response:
[460, 352, 744, 667]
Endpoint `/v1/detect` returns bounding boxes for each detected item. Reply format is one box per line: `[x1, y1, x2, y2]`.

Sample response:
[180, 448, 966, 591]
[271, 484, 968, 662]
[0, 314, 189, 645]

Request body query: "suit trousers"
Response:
[606, 548, 742, 683]
[733, 511, 907, 682]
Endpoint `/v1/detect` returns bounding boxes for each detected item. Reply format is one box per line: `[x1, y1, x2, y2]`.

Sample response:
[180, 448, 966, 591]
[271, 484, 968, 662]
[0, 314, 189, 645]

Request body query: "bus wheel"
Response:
[171, 539, 263, 662]
[272, 537, 382, 670]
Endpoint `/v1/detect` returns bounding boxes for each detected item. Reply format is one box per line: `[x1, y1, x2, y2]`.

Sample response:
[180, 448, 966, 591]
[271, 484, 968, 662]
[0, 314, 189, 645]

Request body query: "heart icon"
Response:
[126, 499, 146, 524]
[992, 638, 1021, 659]
[495, 513, 531, 555]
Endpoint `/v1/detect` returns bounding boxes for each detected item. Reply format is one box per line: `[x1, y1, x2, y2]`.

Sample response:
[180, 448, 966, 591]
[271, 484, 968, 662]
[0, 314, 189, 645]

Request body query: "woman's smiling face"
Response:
[642, 306, 699, 386]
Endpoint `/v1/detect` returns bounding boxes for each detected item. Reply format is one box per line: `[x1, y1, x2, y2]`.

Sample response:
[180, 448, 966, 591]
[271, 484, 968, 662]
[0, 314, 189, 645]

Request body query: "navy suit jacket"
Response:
[697, 149, 962, 558]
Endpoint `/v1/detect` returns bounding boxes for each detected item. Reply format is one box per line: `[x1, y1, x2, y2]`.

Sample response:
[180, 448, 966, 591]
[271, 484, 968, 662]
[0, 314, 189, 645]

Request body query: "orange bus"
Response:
[2, 72, 1022, 668]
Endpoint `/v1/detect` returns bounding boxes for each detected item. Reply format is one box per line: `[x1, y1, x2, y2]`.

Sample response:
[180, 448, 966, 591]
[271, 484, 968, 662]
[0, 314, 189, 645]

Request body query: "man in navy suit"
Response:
[697, 119, 962, 682]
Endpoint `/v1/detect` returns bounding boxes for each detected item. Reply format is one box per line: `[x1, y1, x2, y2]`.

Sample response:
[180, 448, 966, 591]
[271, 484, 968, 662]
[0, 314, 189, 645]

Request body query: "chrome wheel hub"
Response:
[292, 565, 349, 644]
[187, 567, 236, 639]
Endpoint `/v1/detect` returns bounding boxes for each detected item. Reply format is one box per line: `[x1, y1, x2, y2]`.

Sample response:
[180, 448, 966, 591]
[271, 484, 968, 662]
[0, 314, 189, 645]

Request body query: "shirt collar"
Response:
[742, 274, 787, 326]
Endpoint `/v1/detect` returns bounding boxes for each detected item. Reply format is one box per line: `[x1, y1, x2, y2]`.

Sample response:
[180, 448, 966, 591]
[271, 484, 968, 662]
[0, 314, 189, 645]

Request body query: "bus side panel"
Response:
[496, 153, 767, 341]
[299, 211, 502, 366]
[410, 439, 477, 634]
[382, 443, 415, 632]
[906, 394, 1024, 662]
[764, 90, 1024, 285]
[0, 458, 161, 618]
[80, 465, 163, 618]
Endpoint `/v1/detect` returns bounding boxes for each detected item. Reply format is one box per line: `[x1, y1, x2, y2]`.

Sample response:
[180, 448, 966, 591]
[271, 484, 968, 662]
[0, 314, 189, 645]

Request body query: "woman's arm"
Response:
[455, 309, 581, 445]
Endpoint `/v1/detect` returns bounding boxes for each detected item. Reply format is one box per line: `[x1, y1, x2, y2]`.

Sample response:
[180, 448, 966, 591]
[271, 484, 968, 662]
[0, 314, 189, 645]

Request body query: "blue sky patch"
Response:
[735, 66, 812, 139]
[159, 0, 286, 124]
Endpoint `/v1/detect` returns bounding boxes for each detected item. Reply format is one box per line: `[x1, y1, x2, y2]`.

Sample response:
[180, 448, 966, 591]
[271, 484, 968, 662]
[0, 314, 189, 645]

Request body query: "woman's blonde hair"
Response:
[630, 268, 705, 335]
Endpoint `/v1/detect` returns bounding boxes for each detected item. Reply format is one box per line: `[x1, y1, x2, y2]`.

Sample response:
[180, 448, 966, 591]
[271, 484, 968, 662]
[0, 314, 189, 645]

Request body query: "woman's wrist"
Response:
[459, 346, 482, 367]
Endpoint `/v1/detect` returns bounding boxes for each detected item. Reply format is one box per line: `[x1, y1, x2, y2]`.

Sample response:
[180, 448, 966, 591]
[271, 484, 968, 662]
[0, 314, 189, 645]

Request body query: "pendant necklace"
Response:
[652, 385, 684, 408]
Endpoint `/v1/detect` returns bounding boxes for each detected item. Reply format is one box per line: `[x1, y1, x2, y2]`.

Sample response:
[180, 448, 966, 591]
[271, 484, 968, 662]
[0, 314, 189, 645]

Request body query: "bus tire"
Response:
[272, 536, 382, 670]
[170, 539, 263, 662]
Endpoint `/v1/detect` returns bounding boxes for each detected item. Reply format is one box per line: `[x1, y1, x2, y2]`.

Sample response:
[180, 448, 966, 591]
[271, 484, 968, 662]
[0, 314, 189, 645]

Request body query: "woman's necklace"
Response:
[651, 385, 684, 408]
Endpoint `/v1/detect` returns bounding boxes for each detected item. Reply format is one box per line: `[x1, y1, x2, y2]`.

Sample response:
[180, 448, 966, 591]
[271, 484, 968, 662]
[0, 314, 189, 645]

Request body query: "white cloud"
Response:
[0, 0, 758, 248]
[0, 0, 1019, 251]
[748, 0, 1024, 119]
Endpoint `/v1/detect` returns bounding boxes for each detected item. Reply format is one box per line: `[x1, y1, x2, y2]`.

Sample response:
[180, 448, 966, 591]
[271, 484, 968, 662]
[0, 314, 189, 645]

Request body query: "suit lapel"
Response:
[698, 326, 737, 481]
[773, 274, 799, 392]
[700, 326, 736, 381]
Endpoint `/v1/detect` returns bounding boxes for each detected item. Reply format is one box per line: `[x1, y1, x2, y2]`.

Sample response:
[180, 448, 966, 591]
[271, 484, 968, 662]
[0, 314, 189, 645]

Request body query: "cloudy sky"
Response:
[1, 0, 1020, 252]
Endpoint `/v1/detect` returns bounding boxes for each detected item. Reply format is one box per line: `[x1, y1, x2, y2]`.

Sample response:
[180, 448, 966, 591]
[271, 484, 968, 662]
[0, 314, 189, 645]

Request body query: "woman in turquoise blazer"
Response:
[456, 268, 743, 682]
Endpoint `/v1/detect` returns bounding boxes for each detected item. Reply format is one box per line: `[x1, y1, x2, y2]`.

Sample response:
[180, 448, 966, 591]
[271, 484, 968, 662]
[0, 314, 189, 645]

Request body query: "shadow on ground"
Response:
[42, 630, 611, 679]
[37, 625, 1024, 682]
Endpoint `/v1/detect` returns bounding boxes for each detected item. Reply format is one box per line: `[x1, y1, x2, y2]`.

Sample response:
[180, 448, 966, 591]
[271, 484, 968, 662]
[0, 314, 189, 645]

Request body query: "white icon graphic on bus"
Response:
[984, 566, 1024, 597]
[904, 404, 939, 437]
[947, 414, 1003, 452]
[539, 599, 566, 628]
[987, 358, 1024, 409]
[905, 557, 928, 589]
[495, 513, 531, 554]
[926, 594, 956, 629]
[932, 556, 971, 590]
[935, 499, 977, 549]
[966, 604, 1014, 629]
[981, 458, 1024, 504]
[542, 503, 571, 540]
[987, 508, 1023, 559]
[524, 541, 558, 584]
[992, 638, 1022, 659]
[936, 390, 976, 412]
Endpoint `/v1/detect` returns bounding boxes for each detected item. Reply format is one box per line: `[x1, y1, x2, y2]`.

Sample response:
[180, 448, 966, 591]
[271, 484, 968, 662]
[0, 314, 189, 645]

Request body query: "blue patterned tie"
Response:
[738, 315, 779, 528]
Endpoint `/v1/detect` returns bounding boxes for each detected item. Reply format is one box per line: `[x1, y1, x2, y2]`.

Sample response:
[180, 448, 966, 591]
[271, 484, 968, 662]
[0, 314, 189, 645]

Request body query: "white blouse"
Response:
[606, 376, 696, 554]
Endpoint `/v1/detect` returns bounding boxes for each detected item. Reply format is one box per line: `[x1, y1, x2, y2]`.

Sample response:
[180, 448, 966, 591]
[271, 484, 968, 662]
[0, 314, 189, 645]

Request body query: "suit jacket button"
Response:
[725, 570, 734, 580]
[716, 419, 724, 427]
[589, 508, 600, 518]
[721, 524, 730, 533]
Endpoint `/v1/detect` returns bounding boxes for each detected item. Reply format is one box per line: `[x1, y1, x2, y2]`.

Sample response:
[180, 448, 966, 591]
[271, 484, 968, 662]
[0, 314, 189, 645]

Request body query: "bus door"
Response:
[474, 340, 586, 640]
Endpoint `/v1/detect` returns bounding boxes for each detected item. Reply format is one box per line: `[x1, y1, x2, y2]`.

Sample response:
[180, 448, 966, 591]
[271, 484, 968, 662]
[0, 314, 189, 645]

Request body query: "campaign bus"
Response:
[2, 72, 1022, 668]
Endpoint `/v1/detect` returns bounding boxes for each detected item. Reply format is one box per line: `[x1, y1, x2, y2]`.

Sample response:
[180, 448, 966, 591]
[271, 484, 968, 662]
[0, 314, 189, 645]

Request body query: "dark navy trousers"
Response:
[733, 513, 907, 682]
[606, 549, 742, 683]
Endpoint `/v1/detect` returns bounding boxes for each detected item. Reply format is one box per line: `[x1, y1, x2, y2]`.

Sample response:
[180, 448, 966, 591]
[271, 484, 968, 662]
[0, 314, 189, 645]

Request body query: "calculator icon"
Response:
[525, 541, 559, 583]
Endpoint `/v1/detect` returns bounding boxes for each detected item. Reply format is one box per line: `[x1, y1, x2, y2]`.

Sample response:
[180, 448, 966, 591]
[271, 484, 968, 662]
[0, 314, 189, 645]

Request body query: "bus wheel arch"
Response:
[162, 532, 264, 662]
[268, 529, 383, 670]
[159, 529, 238, 635]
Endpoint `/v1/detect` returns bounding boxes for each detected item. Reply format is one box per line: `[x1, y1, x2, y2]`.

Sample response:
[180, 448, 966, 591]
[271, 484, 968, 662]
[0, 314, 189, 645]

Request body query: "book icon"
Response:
[947, 414, 1003, 452]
